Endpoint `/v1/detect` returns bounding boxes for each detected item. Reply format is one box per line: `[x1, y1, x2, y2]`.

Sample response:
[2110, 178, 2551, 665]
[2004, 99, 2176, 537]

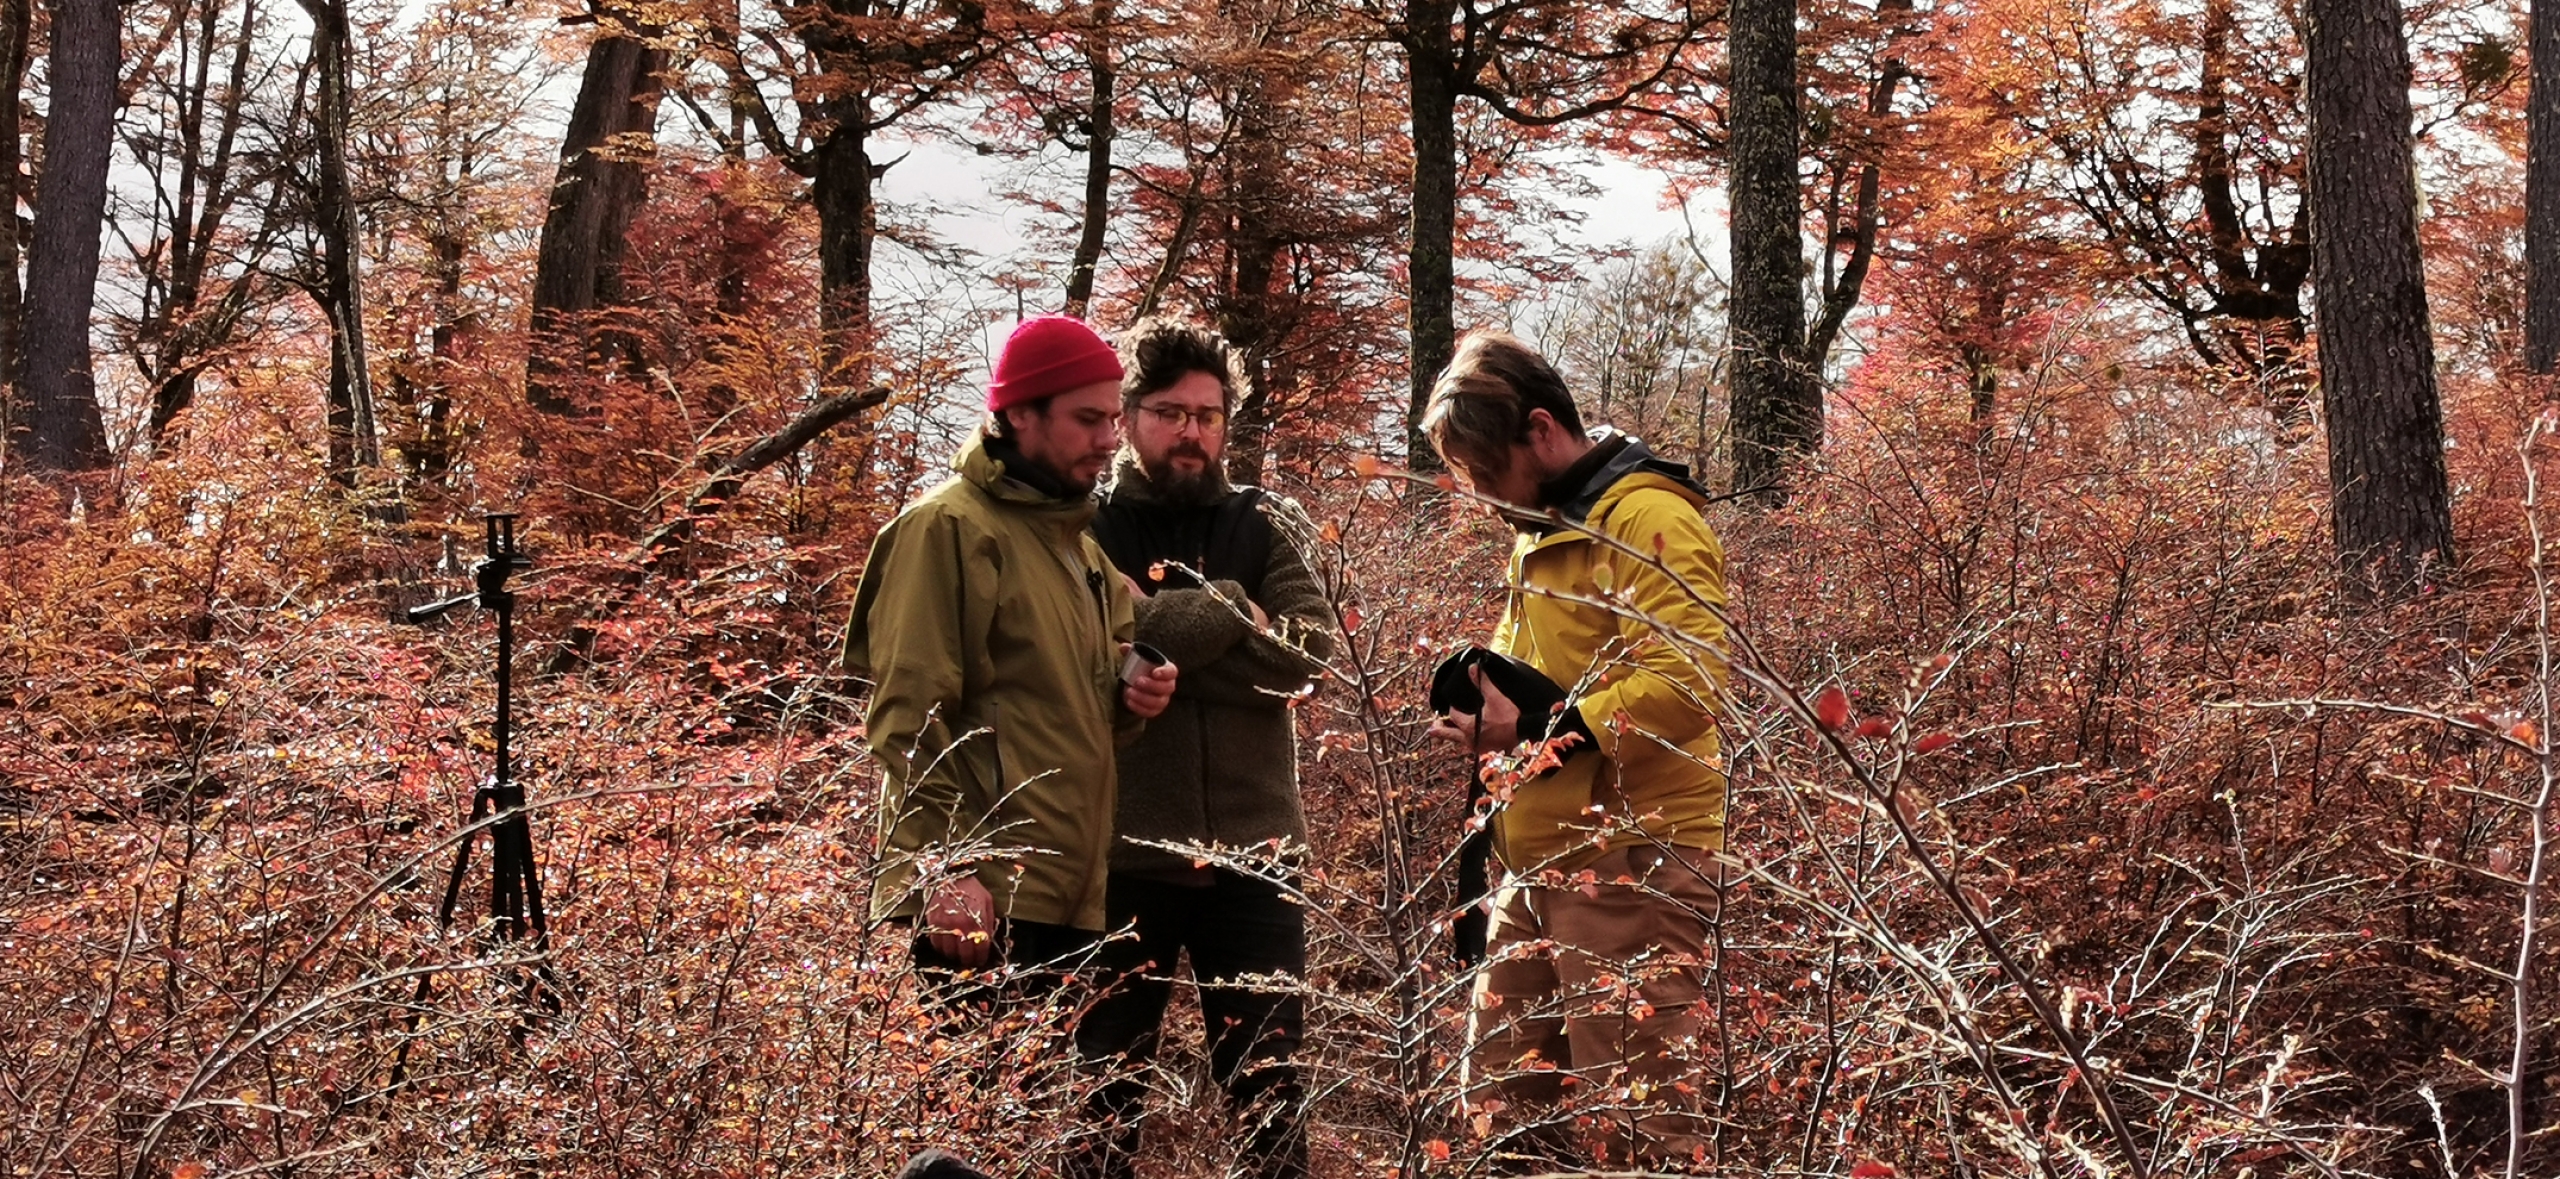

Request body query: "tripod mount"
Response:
[389, 514, 557, 1093]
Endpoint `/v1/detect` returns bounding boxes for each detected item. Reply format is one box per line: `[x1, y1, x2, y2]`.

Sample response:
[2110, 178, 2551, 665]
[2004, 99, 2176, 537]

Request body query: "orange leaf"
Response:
[2511, 721, 2539, 746]
[1425, 1139, 1453, 1163]
[1353, 454, 1383, 480]
[174, 1165, 209, 1179]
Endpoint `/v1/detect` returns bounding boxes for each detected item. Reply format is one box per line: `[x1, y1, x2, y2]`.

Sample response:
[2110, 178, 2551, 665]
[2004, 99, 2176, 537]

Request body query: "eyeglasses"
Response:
[1138, 404, 1227, 432]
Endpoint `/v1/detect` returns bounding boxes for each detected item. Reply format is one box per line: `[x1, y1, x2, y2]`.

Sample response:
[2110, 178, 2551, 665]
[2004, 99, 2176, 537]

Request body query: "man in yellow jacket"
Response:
[1423, 330, 1729, 1171]
[846, 315, 1179, 983]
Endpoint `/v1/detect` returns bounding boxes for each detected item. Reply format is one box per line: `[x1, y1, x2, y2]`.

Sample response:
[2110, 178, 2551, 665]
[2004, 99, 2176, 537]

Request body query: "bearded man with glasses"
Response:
[1071, 319, 1334, 1179]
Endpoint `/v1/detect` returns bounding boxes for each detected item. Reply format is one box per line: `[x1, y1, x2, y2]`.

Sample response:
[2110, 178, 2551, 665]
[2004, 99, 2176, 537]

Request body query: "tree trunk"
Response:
[0, 0, 28, 441]
[2529, 0, 2560, 373]
[1216, 17, 1285, 487]
[14, 0, 115, 473]
[1727, 0, 1814, 502]
[1804, 0, 1906, 370]
[418, 225, 465, 480]
[1404, 0, 1457, 473]
[1217, 219, 1278, 487]
[1062, 0, 1113, 318]
[2305, 0, 2454, 598]
[526, 15, 664, 413]
[801, 0, 886, 385]
[809, 92, 874, 384]
[300, 0, 376, 482]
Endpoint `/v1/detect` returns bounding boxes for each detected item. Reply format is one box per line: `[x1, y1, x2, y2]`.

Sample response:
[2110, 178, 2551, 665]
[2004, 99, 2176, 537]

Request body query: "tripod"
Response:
[389, 514, 558, 1094]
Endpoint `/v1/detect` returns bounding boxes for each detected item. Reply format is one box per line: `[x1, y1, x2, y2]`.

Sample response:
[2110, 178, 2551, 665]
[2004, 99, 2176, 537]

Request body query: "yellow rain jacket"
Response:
[1489, 437, 1730, 872]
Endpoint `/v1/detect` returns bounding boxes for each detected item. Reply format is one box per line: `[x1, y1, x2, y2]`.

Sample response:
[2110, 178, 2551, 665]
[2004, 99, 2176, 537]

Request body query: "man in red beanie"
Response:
[846, 314, 1180, 992]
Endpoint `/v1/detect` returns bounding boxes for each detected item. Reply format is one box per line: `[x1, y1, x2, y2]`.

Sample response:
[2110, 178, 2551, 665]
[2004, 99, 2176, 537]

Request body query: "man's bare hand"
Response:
[923, 875, 996, 968]
[1121, 648, 1178, 718]
[1426, 665, 1521, 755]
[1248, 598, 1270, 629]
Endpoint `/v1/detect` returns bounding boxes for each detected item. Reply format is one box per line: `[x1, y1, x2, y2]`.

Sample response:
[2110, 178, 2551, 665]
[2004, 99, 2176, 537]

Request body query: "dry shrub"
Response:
[7, 260, 2557, 1178]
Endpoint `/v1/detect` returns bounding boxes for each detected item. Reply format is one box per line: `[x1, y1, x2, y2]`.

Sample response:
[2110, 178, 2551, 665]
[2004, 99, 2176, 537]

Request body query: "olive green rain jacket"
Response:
[844, 430, 1140, 931]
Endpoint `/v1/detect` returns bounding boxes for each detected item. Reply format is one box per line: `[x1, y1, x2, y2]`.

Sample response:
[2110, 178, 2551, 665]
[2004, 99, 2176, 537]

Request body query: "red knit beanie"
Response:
[986, 315, 1124, 413]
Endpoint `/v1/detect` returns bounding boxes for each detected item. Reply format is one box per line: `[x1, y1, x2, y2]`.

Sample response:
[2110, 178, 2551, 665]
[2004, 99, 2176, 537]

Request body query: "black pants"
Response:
[1069, 871, 1308, 1179]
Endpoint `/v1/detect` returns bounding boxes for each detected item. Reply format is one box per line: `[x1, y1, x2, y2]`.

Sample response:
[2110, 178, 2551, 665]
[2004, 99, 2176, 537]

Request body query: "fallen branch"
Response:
[638, 383, 890, 572]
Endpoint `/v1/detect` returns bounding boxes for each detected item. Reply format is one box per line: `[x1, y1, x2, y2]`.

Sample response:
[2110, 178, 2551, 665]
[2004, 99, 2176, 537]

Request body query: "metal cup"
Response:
[1119, 641, 1169, 685]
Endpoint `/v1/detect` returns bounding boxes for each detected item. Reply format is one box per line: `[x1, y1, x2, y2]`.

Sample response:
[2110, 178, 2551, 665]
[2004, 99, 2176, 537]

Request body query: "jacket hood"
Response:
[959, 429, 1100, 526]
[1525, 429, 1713, 537]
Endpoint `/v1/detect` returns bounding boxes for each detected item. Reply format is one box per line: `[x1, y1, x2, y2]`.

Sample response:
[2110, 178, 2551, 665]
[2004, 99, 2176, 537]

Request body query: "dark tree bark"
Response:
[1061, 0, 1113, 318]
[2304, 0, 2454, 598]
[1388, 0, 1695, 470]
[1134, 164, 1205, 319]
[1214, 9, 1288, 487]
[0, 0, 29, 433]
[2530, 0, 2560, 373]
[1726, 0, 1815, 502]
[297, 0, 376, 481]
[807, 82, 875, 379]
[2194, 0, 2313, 429]
[14, 0, 117, 473]
[398, 219, 468, 482]
[526, 12, 664, 413]
[1404, 0, 1457, 472]
[1803, 0, 1910, 386]
[776, 0, 990, 385]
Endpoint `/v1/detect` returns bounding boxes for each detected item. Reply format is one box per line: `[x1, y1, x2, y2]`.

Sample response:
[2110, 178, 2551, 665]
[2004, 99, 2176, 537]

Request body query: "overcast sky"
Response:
[868, 126, 1724, 393]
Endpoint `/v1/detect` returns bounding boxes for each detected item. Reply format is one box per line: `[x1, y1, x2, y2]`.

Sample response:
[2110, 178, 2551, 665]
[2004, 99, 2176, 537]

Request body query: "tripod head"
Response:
[409, 514, 533, 624]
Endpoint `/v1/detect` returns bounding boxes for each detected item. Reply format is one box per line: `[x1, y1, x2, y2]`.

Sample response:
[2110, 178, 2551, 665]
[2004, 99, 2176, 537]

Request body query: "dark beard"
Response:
[1144, 449, 1222, 505]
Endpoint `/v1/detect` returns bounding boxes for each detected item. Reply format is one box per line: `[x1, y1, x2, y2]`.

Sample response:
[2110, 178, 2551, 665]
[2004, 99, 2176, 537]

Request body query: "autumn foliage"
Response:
[2, 0, 2554, 1173]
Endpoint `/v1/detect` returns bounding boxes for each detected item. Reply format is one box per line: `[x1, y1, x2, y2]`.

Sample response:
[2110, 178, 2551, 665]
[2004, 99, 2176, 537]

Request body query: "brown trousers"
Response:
[1463, 844, 1722, 1171]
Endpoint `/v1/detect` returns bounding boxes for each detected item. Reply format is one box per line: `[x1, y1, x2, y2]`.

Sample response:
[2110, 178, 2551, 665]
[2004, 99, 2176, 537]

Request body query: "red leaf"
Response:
[1854, 716, 1891, 738]
[1814, 686, 1851, 732]
[1914, 732, 1957, 755]
[1850, 1162, 1896, 1178]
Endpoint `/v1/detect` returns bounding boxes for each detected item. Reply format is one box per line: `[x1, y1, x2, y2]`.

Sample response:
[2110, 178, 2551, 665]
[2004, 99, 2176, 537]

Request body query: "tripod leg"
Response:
[387, 790, 493, 1096]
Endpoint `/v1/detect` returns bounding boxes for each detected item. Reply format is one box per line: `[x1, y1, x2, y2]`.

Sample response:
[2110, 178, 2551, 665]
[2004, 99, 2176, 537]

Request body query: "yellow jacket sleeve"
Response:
[1569, 490, 1730, 761]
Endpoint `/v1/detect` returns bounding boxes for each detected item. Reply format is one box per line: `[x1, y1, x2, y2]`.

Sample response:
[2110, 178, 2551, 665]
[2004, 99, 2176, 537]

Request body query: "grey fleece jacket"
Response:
[1096, 457, 1335, 878]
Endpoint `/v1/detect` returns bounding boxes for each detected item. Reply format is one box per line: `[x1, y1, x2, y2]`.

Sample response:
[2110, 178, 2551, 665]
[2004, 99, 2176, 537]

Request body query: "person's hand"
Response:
[1121, 647, 1178, 718]
[923, 875, 996, 968]
[1247, 598, 1270, 629]
[1122, 572, 1148, 598]
[1426, 665, 1520, 755]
